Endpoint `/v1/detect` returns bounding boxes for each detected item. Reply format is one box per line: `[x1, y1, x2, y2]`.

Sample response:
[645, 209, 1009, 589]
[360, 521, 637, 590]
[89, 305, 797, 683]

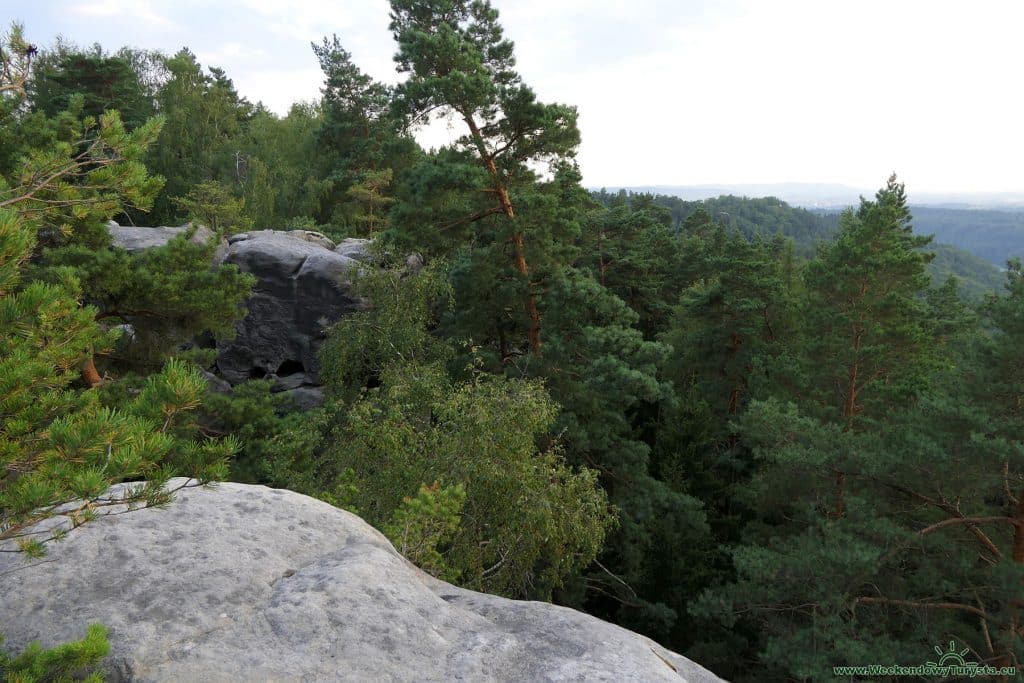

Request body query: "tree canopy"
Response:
[3, 10, 1023, 682]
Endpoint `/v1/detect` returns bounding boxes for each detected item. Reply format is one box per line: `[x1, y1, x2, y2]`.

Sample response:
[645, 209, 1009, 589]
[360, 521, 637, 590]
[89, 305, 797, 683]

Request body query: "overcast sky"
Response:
[10, 0, 1024, 193]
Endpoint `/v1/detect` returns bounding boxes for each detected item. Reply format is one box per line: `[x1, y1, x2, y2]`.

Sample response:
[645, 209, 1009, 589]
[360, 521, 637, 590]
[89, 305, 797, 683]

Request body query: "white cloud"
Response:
[15, 0, 1024, 192]
[69, 0, 177, 29]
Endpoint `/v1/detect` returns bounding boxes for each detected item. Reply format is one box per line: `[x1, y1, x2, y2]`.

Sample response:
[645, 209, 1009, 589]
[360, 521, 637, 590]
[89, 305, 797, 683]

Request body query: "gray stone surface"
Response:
[0, 481, 724, 683]
[284, 385, 325, 410]
[198, 368, 232, 394]
[286, 229, 336, 251]
[268, 371, 308, 392]
[334, 237, 374, 262]
[108, 222, 217, 253]
[215, 230, 365, 385]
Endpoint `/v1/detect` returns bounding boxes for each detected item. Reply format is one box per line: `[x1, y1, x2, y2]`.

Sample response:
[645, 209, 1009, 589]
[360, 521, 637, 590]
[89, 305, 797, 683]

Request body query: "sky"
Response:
[8, 0, 1024, 194]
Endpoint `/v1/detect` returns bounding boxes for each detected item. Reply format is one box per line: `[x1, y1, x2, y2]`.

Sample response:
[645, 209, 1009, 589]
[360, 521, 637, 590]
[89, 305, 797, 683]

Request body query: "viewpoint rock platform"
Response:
[0, 481, 724, 683]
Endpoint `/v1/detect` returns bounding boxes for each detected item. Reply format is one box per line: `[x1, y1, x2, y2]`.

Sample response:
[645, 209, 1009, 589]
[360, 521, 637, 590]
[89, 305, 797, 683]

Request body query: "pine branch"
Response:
[853, 595, 994, 621]
[919, 516, 1020, 536]
[439, 204, 504, 232]
[874, 476, 1005, 561]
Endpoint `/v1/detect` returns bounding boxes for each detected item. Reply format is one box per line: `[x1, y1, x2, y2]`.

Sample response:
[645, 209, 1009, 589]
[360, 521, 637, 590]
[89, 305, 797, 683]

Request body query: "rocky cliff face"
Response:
[213, 230, 368, 388]
[107, 224, 376, 408]
[0, 481, 724, 683]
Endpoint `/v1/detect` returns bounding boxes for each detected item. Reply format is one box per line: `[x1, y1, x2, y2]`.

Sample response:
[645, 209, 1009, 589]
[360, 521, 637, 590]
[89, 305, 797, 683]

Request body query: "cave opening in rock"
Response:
[249, 366, 267, 379]
[276, 359, 305, 377]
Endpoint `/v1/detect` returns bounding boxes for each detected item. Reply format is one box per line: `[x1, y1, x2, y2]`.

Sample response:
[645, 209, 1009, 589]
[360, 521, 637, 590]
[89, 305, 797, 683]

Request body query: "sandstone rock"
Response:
[284, 385, 325, 410]
[406, 251, 425, 273]
[215, 231, 365, 385]
[198, 368, 232, 394]
[268, 371, 308, 392]
[286, 229, 336, 251]
[108, 222, 217, 253]
[0, 481, 724, 683]
[334, 237, 374, 262]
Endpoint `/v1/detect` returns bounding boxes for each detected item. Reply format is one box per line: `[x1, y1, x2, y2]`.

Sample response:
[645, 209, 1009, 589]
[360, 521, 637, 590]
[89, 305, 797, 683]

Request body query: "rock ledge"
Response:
[0, 480, 723, 683]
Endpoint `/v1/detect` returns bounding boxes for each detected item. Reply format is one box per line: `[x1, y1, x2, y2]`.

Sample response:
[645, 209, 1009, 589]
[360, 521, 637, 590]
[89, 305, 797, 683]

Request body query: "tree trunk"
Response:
[511, 230, 542, 357]
[1011, 497, 1024, 630]
[728, 387, 740, 415]
[462, 114, 542, 357]
[833, 470, 846, 518]
[80, 356, 102, 388]
[497, 320, 509, 363]
[834, 325, 863, 520]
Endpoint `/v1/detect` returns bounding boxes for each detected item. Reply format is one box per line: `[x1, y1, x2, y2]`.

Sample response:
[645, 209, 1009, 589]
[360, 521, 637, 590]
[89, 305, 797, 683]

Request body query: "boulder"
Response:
[108, 222, 217, 254]
[198, 368, 232, 394]
[215, 231, 365, 385]
[288, 230, 336, 250]
[269, 371, 308, 392]
[334, 237, 374, 262]
[0, 481, 723, 683]
[284, 385, 325, 410]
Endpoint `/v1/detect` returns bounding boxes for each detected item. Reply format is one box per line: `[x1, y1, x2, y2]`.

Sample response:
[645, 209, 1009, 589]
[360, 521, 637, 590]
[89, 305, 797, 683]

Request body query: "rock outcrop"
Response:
[107, 222, 218, 253]
[0, 481, 724, 683]
[105, 224, 368, 396]
[214, 230, 369, 387]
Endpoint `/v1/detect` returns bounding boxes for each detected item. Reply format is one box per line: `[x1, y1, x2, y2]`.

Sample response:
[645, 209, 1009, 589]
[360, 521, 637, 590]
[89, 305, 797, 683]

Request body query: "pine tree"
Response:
[803, 174, 934, 431]
[346, 168, 395, 235]
[30, 46, 156, 130]
[312, 36, 414, 233]
[0, 623, 109, 682]
[688, 178, 1024, 681]
[578, 200, 681, 338]
[171, 180, 253, 234]
[0, 205, 232, 556]
[34, 225, 254, 370]
[0, 103, 164, 251]
[0, 23, 33, 98]
[662, 225, 793, 427]
[0, 39, 234, 556]
[389, 0, 580, 356]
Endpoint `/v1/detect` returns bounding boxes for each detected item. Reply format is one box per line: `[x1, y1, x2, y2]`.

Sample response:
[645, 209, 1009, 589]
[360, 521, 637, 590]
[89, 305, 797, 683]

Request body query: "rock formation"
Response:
[213, 230, 367, 388]
[0, 481, 723, 683]
[105, 224, 373, 406]
[107, 222, 218, 254]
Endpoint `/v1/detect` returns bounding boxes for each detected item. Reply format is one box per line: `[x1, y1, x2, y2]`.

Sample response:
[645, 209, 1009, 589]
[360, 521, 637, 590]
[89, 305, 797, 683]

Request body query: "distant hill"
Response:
[927, 242, 1006, 301]
[906, 207, 1024, 266]
[593, 190, 1006, 301]
[815, 206, 1024, 267]
[600, 183, 867, 209]
[650, 194, 835, 253]
[600, 184, 1024, 211]
[603, 183, 868, 208]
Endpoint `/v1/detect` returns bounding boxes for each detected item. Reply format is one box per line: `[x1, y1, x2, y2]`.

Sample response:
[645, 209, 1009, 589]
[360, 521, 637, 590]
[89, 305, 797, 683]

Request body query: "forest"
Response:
[1, 2, 1023, 681]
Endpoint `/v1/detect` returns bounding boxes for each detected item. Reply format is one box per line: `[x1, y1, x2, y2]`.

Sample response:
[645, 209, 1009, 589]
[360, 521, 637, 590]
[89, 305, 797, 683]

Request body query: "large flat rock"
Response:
[0, 481, 724, 683]
[108, 223, 217, 253]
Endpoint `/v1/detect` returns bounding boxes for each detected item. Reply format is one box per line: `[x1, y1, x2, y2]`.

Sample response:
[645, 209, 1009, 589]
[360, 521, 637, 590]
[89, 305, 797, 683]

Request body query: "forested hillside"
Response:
[819, 205, 1024, 267]
[597, 189, 1006, 300]
[3, 5, 1024, 682]
[901, 206, 1024, 265]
